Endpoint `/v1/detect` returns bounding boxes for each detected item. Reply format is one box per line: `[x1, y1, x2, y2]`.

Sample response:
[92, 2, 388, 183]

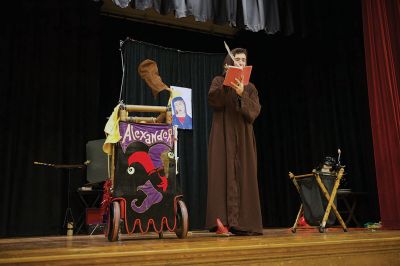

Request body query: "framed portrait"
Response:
[170, 86, 192, 130]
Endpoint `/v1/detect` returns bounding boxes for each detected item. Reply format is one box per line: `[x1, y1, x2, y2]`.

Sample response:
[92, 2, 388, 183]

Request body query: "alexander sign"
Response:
[119, 122, 173, 152]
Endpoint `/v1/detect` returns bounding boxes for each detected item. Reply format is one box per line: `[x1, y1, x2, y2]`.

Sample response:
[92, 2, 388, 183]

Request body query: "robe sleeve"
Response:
[208, 76, 227, 110]
[238, 84, 261, 124]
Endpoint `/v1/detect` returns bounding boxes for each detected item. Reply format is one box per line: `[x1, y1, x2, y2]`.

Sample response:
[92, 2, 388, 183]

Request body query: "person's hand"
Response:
[230, 76, 244, 96]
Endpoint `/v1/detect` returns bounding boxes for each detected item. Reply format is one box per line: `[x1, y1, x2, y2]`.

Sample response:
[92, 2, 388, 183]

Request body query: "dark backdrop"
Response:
[1, 0, 379, 236]
[240, 1, 379, 225]
[1, 0, 102, 236]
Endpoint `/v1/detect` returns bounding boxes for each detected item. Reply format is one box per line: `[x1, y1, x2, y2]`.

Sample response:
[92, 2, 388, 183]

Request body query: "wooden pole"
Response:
[124, 105, 167, 113]
[315, 168, 347, 231]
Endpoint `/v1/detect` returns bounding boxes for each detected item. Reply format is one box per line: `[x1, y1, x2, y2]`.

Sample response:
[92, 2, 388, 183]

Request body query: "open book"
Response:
[223, 65, 253, 86]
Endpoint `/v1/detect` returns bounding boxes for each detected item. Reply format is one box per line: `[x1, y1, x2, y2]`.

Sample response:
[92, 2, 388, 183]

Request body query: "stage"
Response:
[1, 228, 399, 265]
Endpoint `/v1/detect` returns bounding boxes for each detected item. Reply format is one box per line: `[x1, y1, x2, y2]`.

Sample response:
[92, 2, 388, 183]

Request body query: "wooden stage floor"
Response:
[1, 228, 400, 265]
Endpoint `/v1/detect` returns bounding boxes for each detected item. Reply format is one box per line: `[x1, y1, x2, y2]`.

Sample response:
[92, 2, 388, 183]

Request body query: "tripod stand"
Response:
[34, 162, 86, 234]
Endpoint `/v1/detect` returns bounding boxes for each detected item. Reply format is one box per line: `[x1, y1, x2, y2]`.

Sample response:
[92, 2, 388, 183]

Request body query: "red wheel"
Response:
[107, 201, 120, 242]
[174, 200, 189, 239]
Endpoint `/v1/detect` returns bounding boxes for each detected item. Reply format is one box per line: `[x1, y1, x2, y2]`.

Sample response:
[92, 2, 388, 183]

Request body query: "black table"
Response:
[33, 162, 86, 234]
[336, 190, 367, 227]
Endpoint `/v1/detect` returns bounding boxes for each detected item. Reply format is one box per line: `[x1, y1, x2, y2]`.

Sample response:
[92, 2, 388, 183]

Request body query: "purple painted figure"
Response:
[131, 180, 163, 213]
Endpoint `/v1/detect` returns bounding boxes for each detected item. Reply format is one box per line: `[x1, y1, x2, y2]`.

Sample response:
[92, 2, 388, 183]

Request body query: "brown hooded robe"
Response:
[206, 75, 263, 234]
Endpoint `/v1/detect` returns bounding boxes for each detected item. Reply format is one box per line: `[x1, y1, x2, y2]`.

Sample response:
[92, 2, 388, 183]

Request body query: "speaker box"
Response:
[86, 139, 108, 184]
[86, 208, 104, 225]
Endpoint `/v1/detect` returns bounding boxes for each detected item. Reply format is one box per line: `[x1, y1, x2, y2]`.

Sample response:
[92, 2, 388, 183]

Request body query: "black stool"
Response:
[75, 188, 103, 234]
[337, 189, 367, 227]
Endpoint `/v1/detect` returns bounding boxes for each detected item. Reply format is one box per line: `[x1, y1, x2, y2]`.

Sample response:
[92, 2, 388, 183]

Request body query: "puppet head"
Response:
[316, 156, 337, 173]
[138, 59, 168, 97]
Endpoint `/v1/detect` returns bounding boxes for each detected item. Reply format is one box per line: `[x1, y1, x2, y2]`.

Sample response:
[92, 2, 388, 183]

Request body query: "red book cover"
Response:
[223, 66, 253, 86]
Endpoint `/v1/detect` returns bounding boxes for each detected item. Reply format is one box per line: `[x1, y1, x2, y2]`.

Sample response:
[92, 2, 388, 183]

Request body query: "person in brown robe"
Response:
[206, 48, 263, 236]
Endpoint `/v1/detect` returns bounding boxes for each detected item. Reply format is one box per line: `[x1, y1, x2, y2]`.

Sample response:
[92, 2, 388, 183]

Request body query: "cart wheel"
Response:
[174, 200, 188, 239]
[318, 226, 326, 233]
[158, 231, 164, 239]
[107, 201, 121, 242]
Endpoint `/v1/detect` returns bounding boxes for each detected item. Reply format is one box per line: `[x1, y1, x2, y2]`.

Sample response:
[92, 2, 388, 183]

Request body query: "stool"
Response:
[336, 189, 367, 227]
[75, 188, 103, 234]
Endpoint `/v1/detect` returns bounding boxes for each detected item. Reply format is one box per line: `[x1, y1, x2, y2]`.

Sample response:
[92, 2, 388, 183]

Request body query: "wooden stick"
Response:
[110, 145, 115, 191]
[292, 204, 303, 232]
[289, 172, 314, 179]
[125, 117, 158, 123]
[124, 105, 167, 113]
[315, 168, 347, 230]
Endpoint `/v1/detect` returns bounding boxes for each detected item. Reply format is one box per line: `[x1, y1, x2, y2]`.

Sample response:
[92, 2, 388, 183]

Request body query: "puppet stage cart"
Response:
[103, 104, 189, 241]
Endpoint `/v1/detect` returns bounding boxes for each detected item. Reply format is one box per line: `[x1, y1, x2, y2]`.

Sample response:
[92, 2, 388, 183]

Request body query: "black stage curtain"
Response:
[0, 0, 102, 236]
[1, 0, 379, 236]
[243, 0, 380, 226]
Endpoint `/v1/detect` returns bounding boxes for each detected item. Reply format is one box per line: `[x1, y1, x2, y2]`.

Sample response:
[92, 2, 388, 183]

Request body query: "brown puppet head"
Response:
[138, 59, 169, 97]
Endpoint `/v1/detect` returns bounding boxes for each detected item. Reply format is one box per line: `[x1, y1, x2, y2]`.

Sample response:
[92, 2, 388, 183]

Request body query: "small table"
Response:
[33, 162, 86, 234]
[336, 190, 367, 227]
